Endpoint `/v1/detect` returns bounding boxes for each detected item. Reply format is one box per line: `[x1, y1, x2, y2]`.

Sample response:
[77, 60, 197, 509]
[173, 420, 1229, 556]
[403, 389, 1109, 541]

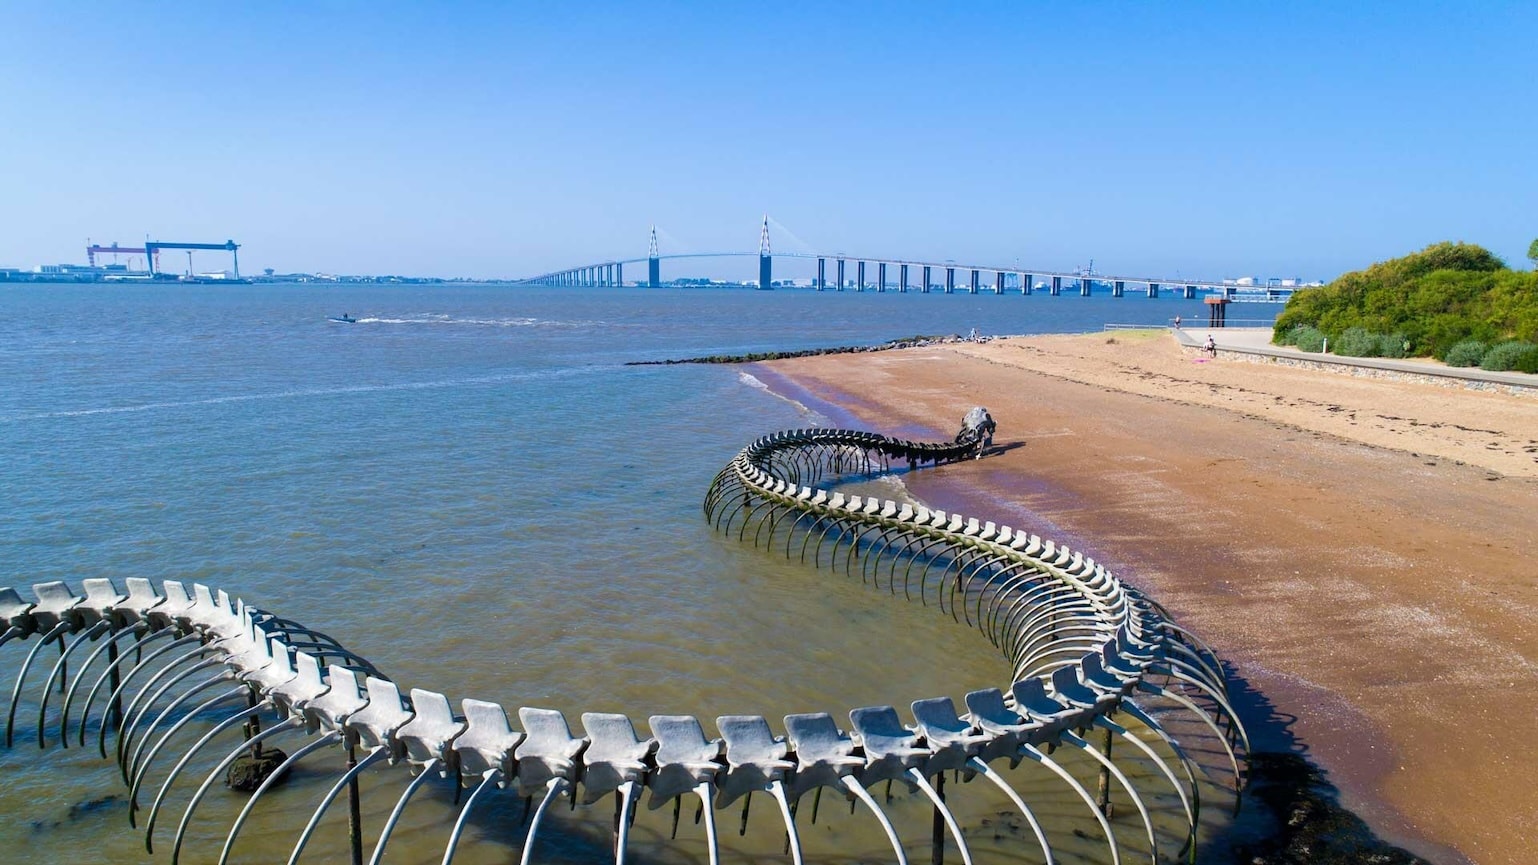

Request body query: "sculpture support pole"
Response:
[348, 741, 364, 865]
[1098, 724, 1114, 816]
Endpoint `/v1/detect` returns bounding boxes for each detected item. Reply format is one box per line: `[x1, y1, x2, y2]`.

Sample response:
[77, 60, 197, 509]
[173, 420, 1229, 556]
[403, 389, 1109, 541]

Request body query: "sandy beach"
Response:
[759, 330, 1538, 865]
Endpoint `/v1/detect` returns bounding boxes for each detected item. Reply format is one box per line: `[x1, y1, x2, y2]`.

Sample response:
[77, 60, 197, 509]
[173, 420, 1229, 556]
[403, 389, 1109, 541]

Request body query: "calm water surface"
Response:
[1, 283, 1251, 863]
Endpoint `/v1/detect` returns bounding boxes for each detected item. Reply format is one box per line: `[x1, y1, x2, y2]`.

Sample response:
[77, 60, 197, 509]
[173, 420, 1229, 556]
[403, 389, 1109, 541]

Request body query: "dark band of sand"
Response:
[759, 331, 1538, 865]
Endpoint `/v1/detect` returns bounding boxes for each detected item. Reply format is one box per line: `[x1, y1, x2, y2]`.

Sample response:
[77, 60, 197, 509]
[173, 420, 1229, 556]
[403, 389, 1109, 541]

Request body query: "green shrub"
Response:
[1444, 340, 1487, 366]
[1479, 340, 1538, 372]
[1377, 332, 1410, 358]
[1291, 325, 1327, 352]
[1272, 242, 1538, 357]
[1333, 326, 1381, 357]
[1519, 347, 1538, 374]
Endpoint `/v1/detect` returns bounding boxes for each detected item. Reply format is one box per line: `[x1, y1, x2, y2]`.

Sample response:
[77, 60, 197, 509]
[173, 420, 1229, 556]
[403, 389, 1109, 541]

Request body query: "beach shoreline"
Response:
[756, 331, 1537, 865]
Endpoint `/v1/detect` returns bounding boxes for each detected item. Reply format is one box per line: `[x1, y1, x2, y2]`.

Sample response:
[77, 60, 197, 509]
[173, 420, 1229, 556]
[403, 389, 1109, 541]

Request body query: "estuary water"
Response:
[1, 283, 1236, 864]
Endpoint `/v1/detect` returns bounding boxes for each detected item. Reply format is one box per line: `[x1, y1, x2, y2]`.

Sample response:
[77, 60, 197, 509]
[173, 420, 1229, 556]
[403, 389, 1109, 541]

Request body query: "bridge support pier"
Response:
[759, 253, 771, 291]
[921, 265, 931, 294]
[1207, 296, 1230, 327]
[899, 263, 908, 293]
[856, 261, 866, 292]
[1112, 280, 1124, 298]
[878, 262, 887, 293]
[616, 262, 623, 286]
[1050, 276, 1062, 296]
[945, 267, 955, 294]
[1147, 282, 1159, 298]
[994, 271, 1005, 295]
[1080, 277, 1092, 297]
[816, 257, 825, 291]
[1022, 273, 1032, 295]
[1185, 285, 1198, 300]
[969, 269, 979, 294]
[648, 256, 660, 288]
[836, 259, 846, 291]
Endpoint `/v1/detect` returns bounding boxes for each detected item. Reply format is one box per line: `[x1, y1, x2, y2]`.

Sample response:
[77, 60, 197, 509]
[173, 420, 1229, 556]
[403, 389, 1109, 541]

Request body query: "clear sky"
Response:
[2, 2, 1533, 280]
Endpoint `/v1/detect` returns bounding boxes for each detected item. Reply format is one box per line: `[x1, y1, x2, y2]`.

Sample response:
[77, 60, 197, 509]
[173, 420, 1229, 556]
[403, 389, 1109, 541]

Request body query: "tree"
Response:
[1528, 238, 1538, 269]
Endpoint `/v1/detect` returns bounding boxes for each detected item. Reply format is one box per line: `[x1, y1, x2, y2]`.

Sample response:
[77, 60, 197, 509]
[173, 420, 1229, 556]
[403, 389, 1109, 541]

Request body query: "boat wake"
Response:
[355, 314, 607, 329]
[1, 367, 605, 423]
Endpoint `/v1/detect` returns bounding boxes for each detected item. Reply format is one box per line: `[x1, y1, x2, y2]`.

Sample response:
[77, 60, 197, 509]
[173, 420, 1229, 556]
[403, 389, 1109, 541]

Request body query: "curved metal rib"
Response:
[4, 620, 70, 747]
[519, 777, 570, 865]
[218, 731, 343, 865]
[371, 758, 444, 865]
[128, 683, 246, 819]
[964, 757, 1053, 865]
[62, 623, 147, 745]
[127, 669, 235, 791]
[1097, 716, 1195, 850]
[120, 655, 226, 779]
[1118, 700, 1202, 838]
[1063, 731, 1158, 864]
[37, 620, 109, 747]
[905, 769, 973, 865]
[839, 776, 908, 865]
[147, 699, 278, 855]
[441, 767, 498, 865]
[766, 779, 797, 865]
[284, 746, 390, 865]
[698, 778, 719, 861]
[1020, 743, 1120, 865]
[613, 780, 639, 865]
[1137, 682, 1243, 806]
[98, 633, 203, 757]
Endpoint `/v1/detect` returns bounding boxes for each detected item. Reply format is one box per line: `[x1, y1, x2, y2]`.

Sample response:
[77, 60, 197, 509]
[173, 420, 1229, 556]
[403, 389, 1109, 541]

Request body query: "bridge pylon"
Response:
[758, 215, 772, 291]
[648, 225, 660, 288]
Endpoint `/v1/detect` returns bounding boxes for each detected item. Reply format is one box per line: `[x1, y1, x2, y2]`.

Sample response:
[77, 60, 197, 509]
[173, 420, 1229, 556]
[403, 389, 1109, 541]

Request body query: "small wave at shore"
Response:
[738, 371, 828, 424]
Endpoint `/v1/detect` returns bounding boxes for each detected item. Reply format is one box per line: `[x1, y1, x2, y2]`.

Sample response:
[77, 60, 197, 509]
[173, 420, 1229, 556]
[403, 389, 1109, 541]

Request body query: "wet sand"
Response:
[759, 330, 1538, 865]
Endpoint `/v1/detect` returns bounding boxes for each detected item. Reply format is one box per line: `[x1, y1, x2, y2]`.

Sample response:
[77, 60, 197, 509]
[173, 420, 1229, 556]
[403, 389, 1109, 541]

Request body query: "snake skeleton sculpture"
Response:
[1, 410, 1247, 865]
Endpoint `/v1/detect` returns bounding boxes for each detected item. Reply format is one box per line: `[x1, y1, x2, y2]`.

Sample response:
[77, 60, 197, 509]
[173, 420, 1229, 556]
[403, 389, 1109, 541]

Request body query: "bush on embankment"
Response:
[1479, 340, 1538, 373]
[1444, 340, 1488, 367]
[1272, 242, 1538, 361]
[1276, 324, 1327, 352]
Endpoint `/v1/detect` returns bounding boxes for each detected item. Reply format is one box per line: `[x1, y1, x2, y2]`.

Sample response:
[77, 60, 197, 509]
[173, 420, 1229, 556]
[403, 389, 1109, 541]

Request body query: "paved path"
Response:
[1169, 326, 1538, 392]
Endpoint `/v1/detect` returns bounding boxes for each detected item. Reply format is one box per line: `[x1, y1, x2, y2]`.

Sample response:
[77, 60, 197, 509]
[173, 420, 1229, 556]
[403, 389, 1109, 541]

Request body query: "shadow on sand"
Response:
[1206, 663, 1433, 865]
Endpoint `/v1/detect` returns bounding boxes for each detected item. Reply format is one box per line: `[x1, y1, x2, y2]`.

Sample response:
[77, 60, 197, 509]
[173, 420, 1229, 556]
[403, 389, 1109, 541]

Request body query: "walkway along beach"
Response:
[757, 330, 1537, 865]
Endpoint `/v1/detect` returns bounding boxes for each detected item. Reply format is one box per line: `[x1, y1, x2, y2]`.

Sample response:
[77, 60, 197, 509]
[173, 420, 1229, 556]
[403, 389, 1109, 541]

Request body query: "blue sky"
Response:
[2, 2, 1533, 280]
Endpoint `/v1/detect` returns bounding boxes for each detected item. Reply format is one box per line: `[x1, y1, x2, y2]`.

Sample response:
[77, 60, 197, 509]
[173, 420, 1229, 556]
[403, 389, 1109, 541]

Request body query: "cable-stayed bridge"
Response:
[516, 220, 1299, 303]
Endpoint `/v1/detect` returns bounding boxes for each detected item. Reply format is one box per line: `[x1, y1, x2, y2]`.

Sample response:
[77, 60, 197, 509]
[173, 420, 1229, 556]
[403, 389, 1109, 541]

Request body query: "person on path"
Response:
[1205, 334, 1217, 357]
